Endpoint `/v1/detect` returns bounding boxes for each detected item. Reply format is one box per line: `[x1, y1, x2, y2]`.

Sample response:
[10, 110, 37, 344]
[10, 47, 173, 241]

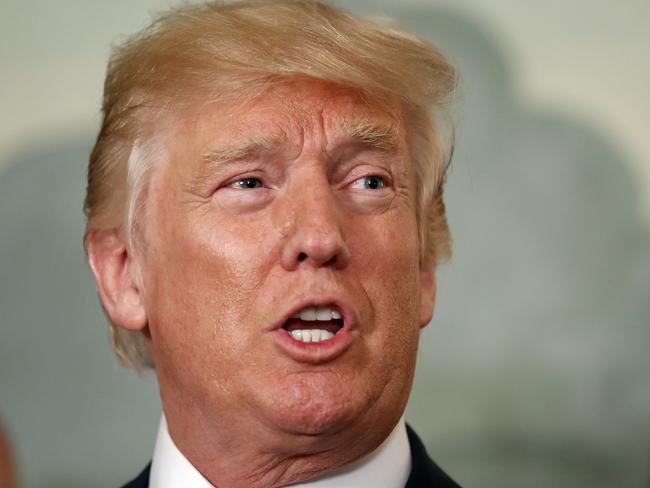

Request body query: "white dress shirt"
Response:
[149, 415, 412, 488]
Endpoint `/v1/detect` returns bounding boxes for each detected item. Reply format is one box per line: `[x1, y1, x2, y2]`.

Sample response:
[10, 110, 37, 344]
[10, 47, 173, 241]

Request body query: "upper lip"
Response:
[270, 295, 357, 332]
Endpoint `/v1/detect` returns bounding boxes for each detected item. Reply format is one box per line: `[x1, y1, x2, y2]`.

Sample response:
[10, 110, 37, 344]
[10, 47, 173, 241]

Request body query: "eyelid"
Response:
[344, 164, 393, 186]
[218, 169, 268, 190]
[229, 176, 264, 189]
[349, 175, 387, 189]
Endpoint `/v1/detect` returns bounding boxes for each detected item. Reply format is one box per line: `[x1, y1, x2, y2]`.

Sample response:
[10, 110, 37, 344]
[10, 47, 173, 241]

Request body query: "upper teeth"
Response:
[291, 306, 342, 321]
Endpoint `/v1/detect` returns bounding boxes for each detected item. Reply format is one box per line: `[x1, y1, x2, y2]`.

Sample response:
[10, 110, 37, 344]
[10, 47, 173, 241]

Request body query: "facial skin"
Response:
[88, 78, 436, 487]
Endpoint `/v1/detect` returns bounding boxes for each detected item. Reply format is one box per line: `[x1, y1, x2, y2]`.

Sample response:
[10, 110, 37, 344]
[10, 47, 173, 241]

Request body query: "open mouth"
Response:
[282, 306, 344, 343]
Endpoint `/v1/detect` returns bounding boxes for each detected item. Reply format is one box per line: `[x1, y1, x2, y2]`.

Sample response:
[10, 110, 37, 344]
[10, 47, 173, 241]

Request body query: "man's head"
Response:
[85, 0, 455, 483]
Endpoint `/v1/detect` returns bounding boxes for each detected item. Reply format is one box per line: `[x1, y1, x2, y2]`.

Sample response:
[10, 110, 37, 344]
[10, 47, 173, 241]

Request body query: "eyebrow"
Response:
[180, 134, 286, 193]
[337, 118, 402, 156]
[201, 119, 401, 167]
[201, 133, 287, 168]
[190, 119, 401, 190]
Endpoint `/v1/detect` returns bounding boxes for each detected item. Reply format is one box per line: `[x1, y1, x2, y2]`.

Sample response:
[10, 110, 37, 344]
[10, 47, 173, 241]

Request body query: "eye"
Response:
[350, 175, 386, 190]
[231, 177, 263, 189]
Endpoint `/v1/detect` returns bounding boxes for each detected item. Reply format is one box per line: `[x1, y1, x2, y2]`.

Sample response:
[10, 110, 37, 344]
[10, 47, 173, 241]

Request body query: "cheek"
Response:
[142, 203, 277, 359]
[354, 209, 420, 286]
[351, 212, 422, 342]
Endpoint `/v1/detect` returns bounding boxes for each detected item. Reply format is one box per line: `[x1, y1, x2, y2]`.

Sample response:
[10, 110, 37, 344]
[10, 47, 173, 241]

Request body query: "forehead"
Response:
[174, 78, 406, 152]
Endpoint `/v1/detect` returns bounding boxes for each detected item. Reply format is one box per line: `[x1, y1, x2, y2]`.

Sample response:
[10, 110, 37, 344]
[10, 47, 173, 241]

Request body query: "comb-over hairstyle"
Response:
[84, 0, 457, 370]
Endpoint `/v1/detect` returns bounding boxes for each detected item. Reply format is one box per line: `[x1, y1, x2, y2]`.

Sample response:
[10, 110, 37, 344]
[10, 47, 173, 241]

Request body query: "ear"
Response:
[85, 229, 147, 331]
[418, 253, 437, 329]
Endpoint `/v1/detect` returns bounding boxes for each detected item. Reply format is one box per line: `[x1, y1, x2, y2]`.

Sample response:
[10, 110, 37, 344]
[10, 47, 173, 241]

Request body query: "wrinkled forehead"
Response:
[168, 78, 409, 163]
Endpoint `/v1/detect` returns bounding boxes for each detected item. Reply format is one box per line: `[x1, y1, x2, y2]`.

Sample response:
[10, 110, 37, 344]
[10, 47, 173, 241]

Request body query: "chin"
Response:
[256, 371, 373, 438]
[271, 406, 355, 437]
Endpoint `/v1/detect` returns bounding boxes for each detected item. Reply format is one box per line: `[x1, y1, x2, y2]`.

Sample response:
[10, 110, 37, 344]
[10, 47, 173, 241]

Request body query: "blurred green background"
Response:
[1, 1, 649, 487]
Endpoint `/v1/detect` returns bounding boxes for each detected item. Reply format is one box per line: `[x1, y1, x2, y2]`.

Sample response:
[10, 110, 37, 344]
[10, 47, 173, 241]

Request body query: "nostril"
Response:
[283, 233, 350, 270]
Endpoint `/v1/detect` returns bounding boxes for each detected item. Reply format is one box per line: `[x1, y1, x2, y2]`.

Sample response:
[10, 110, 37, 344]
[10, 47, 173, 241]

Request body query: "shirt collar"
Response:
[149, 415, 411, 488]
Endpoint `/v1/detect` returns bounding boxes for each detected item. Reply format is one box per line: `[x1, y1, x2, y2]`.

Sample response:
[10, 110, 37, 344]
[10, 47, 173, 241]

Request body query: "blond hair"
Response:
[84, 0, 457, 370]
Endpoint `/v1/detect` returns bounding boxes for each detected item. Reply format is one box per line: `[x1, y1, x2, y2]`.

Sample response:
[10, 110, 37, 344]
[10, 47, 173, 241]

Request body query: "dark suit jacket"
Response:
[122, 424, 461, 487]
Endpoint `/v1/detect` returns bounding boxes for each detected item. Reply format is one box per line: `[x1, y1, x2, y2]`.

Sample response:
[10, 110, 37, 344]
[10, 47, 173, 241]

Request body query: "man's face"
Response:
[140, 79, 435, 447]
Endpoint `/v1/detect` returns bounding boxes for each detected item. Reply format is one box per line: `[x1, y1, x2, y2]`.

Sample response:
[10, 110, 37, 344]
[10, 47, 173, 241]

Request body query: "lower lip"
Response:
[271, 327, 357, 364]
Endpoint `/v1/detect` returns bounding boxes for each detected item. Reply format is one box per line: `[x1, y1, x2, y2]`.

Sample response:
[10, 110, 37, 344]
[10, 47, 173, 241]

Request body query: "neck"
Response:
[162, 404, 403, 488]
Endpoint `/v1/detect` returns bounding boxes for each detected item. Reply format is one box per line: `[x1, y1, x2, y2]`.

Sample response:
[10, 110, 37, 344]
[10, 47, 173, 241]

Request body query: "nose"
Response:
[277, 175, 351, 271]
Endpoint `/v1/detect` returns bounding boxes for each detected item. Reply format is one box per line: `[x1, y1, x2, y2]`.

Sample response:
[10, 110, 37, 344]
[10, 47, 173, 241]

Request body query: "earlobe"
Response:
[418, 256, 437, 329]
[85, 229, 148, 331]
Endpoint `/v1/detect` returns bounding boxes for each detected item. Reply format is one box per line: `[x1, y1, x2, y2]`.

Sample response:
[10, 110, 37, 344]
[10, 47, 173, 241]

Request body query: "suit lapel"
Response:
[121, 463, 151, 488]
[404, 424, 462, 487]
